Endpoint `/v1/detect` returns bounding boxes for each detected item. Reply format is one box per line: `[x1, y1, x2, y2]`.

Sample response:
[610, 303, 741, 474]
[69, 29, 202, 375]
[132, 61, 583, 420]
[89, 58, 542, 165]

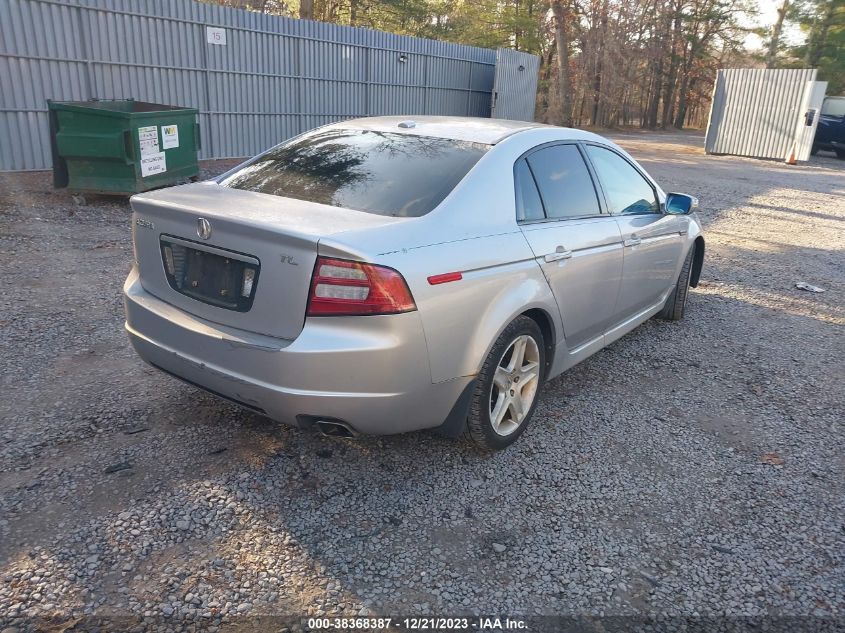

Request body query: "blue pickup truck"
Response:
[813, 96, 845, 159]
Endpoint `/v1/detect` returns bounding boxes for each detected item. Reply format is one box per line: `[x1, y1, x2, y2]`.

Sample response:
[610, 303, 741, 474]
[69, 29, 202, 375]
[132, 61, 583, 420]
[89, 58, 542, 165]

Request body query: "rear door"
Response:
[583, 144, 683, 320]
[516, 143, 623, 350]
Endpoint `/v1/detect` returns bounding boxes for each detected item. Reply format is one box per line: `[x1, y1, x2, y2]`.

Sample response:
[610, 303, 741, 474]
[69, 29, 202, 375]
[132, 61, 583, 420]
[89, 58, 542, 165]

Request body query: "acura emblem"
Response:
[197, 218, 212, 240]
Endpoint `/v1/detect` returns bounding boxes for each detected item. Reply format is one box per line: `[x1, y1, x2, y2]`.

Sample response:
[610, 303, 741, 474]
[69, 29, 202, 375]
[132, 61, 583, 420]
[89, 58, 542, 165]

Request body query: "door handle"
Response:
[544, 246, 573, 262]
[623, 236, 642, 247]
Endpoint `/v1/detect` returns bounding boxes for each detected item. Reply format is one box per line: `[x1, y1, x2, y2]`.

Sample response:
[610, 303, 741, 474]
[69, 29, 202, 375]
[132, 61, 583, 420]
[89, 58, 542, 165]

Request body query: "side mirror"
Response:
[665, 193, 698, 215]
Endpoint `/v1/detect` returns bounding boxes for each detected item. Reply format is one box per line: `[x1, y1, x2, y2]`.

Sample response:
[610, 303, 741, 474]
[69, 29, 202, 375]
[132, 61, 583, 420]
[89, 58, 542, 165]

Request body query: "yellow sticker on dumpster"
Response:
[162, 125, 179, 150]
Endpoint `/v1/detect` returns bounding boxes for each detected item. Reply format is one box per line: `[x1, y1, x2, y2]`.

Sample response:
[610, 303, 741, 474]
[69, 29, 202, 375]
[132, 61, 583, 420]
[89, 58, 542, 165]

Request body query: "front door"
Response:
[515, 144, 623, 350]
[583, 144, 684, 319]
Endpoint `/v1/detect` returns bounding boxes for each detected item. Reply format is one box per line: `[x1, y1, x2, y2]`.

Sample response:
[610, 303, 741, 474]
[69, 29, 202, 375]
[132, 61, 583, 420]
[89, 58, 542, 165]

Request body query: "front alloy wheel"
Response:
[465, 316, 546, 451]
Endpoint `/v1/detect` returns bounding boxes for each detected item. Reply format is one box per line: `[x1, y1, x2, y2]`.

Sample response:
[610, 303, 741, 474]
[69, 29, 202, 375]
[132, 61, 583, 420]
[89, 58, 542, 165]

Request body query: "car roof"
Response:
[326, 115, 582, 145]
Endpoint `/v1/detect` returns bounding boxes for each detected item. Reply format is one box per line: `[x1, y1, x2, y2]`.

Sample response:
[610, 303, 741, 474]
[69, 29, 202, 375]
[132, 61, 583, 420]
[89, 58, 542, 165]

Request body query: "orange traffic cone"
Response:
[786, 144, 797, 165]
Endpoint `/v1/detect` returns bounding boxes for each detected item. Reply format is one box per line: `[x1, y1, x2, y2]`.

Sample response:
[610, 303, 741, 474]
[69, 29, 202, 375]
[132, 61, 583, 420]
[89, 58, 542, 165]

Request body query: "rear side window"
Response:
[525, 144, 601, 219]
[515, 159, 545, 221]
[585, 145, 659, 215]
[219, 129, 489, 217]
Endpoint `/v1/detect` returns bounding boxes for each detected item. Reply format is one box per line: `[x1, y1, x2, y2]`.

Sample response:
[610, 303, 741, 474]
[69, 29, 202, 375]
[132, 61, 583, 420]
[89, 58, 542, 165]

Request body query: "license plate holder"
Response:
[160, 236, 260, 312]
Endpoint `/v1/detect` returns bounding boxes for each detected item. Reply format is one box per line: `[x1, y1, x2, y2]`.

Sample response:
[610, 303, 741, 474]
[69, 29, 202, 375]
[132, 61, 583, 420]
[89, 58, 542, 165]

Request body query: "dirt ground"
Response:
[0, 132, 843, 632]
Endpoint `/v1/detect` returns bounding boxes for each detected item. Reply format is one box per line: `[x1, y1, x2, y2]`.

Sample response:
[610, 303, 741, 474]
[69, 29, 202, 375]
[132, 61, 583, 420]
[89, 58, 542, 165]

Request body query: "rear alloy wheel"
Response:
[658, 245, 695, 321]
[465, 316, 545, 451]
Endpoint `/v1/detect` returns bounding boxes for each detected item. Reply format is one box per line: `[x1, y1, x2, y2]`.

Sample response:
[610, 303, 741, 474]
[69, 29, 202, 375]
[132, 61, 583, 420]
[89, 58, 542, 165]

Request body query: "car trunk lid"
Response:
[130, 182, 404, 340]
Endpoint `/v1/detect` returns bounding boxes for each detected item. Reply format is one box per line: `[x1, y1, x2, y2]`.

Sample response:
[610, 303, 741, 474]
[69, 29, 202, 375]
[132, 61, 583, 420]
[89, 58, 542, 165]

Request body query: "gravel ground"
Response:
[0, 135, 843, 632]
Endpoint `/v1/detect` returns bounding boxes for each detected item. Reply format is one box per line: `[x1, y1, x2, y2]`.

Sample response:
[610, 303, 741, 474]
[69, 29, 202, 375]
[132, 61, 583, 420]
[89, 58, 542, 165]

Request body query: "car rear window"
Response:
[219, 128, 489, 217]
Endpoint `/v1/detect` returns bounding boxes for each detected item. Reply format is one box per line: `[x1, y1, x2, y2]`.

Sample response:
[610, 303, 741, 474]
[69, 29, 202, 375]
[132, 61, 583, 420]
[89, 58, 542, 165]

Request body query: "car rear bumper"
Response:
[123, 267, 470, 435]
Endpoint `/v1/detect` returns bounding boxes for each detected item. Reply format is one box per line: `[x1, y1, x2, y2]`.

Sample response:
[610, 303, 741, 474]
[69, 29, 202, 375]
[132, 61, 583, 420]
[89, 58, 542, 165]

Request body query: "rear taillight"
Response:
[306, 256, 416, 316]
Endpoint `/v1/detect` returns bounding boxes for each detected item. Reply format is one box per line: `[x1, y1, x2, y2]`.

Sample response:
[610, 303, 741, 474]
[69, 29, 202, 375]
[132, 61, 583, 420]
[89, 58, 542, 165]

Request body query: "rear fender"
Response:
[437, 270, 561, 383]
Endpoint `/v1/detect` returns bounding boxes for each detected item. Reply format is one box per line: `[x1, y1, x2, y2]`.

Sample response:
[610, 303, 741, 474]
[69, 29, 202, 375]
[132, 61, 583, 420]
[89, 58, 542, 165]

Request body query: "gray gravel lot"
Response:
[0, 132, 843, 632]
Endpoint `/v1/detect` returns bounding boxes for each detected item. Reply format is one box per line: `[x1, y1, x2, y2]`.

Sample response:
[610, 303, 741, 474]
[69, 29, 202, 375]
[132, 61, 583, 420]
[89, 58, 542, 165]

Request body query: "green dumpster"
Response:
[48, 99, 200, 195]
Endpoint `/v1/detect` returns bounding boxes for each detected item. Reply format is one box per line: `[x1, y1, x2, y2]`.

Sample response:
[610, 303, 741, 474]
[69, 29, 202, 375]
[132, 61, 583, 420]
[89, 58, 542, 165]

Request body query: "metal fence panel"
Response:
[491, 48, 540, 121]
[704, 68, 819, 160]
[0, 0, 538, 171]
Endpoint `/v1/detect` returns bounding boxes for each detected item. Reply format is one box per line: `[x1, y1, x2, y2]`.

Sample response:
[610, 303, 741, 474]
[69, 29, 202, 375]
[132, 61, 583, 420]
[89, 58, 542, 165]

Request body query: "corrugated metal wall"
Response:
[490, 48, 539, 121]
[704, 68, 818, 160]
[0, 0, 510, 170]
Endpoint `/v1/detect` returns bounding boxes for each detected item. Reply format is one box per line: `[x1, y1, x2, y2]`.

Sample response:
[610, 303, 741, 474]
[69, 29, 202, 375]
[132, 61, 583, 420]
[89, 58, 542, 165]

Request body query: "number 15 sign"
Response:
[206, 26, 227, 46]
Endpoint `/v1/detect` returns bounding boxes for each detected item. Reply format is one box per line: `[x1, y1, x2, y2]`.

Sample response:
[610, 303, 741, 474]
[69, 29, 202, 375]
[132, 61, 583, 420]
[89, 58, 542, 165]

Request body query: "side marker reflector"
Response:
[427, 272, 463, 285]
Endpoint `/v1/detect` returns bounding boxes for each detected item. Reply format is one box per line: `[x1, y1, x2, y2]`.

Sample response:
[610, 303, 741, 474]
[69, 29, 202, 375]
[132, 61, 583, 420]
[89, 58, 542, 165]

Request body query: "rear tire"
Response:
[658, 245, 695, 321]
[465, 316, 545, 451]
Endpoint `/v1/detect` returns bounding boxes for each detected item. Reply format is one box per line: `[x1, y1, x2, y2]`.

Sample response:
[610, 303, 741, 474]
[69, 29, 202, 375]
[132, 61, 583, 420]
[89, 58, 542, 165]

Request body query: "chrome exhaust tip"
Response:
[315, 420, 357, 438]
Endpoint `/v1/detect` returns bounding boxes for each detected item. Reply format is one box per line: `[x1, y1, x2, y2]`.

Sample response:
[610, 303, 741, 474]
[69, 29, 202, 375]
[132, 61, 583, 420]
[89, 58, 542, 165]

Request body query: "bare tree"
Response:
[766, 0, 790, 67]
[590, 0, 608, 126]
[551, 0, 574, 126]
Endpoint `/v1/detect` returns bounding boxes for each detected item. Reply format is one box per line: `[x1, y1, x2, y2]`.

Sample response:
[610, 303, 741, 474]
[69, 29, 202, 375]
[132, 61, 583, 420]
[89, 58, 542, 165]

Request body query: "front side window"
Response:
[525, 144, 601, 219]
[219, 129, 489, 217]
[584, 145, 659, 215]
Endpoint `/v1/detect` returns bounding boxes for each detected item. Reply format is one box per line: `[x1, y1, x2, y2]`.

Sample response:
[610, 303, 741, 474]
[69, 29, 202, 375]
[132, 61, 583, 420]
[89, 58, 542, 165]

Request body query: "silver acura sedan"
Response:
[124, 116, 704, 450]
